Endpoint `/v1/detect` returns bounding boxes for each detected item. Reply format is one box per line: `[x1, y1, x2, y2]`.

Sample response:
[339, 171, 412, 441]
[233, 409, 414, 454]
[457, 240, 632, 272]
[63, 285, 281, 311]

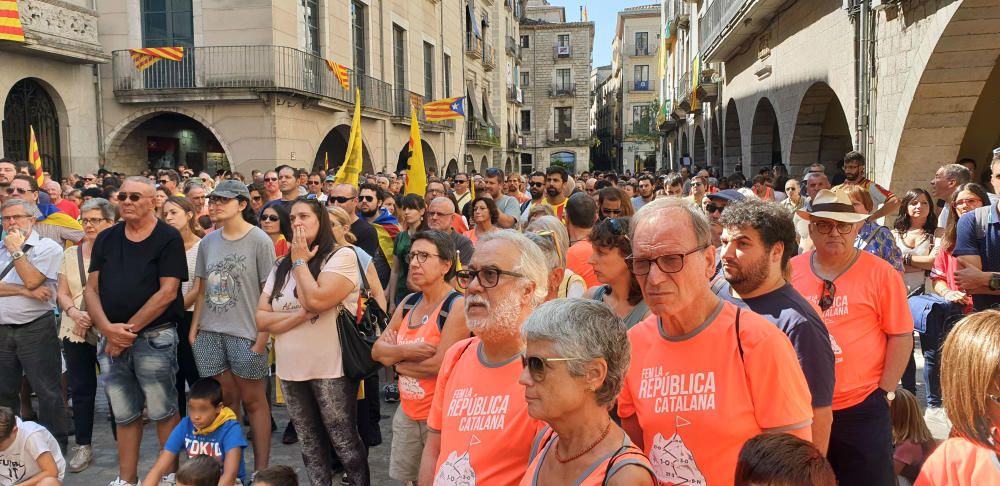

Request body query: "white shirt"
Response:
[0, 418, 66, 483]
[0, 230, 62, 324]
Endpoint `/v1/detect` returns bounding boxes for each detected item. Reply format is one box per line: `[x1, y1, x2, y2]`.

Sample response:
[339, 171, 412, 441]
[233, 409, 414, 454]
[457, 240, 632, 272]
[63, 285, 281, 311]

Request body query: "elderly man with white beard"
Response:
[418, 230, 549, 486]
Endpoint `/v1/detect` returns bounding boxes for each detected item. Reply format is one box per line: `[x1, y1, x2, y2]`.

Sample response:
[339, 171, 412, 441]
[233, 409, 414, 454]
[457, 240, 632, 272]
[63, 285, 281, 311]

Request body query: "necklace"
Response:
[554, 421, 612, 463]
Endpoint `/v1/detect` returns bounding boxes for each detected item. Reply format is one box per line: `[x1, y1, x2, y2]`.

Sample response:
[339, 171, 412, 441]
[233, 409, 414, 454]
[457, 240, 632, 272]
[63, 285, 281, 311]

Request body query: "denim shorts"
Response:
[98, 325, 179, 424]
[192, 330, 269, 380]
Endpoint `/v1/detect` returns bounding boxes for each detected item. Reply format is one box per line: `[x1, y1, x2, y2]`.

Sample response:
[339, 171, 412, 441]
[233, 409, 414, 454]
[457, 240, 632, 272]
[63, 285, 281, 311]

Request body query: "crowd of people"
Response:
[1, 150, 1000, 485]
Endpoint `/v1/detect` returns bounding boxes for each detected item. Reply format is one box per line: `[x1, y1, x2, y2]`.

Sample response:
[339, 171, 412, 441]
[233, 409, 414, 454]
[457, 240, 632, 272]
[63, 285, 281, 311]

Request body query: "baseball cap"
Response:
[212, 180, 250, 199]
[325, 175, 336, 182]
[706, 189, 746, 203]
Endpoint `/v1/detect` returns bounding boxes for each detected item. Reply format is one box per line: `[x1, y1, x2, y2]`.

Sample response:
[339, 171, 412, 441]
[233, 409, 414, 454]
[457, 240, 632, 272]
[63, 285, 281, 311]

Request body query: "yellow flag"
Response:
[334, 88, 362, 186]
[404, 109, 426, 196]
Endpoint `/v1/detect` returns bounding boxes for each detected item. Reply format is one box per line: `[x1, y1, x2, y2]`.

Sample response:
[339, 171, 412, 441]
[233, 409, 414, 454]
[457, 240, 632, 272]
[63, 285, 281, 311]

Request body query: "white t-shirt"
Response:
[0, 418, 65, 484]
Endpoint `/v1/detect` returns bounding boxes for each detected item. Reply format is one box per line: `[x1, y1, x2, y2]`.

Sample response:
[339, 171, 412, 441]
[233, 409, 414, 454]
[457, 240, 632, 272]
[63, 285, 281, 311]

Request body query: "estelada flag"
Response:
[28, 125, 43, 186]
[422, 96, 465, 122]
[403, 110, 426, 197]
[0, 0, 24, 42]
[129, 47, 185, 72]
[326, 60, 351, 91]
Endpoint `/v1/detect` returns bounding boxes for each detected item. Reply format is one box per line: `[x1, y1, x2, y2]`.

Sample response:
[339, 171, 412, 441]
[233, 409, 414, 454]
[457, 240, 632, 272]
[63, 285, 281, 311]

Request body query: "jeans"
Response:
[97, 325, 179, 424]
[282, 377, 370, 486]
[828, 389, 895, 486]
[0, 313, 69, 451]
[63, 339, 98, 446]
[919, 314, 960, 408]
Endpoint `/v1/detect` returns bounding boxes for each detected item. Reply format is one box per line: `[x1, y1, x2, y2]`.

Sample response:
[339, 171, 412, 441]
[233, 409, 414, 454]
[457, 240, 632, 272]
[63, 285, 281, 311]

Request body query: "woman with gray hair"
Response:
[55, 197, 116, 473]
[519, 299, 655, 485]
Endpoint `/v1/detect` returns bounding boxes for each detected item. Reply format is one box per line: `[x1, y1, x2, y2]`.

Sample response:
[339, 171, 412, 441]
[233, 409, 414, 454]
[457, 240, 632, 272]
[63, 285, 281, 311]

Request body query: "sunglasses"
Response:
[158, 179, 171, 184]
[813, 221, 854, 235]
[359, 195, 376, 202]
[455, 267, 524, 289]
[602, 208, 623, 216]
[4, 187, 30, 195]
[703, 204, 723, 214]
[329, 196, 354, 204]
[308, 180, 322, 185]
[819, 279, 837, 312]
[529, 182, 544, 188]
[263, 177, 278, 182]
[454, 179, 468, 184]
[260, 214, 280, 222]
[116, 192, 147, 202]
[251, 196, 262, 202]
[208, 195, 235, 205]
[521, 355, 584, 383]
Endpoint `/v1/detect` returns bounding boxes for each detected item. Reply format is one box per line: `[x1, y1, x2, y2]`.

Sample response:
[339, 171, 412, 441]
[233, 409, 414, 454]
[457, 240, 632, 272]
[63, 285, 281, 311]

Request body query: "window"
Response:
[521, 110, 531, 131]
[632, 105, 651, 131]
[520, 71, 529, 87]
[301, 0, 320, 55]
[141, 0, 193, 47]
[444, 54, 452, 97]
[520, 35, 530, 48]
[634, 65, 650, 90]
[557, 34, 569, 47]
[555, 69, 570, 90]
[393, 25, 406, 89]
[352, 1, 367, 77]
[635, 31, 648, 55]
[423, 42, 435, 101]
[555, 107, 571, 137]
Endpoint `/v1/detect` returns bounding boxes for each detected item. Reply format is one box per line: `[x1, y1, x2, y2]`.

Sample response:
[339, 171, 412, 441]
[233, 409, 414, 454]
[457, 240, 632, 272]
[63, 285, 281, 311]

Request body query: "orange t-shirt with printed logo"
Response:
[916, 437, 1000, 486]
[427, 337, 543, 486]
[566, 239, 600, 289]
[398, 297, 446, 421]
[617, 302, 813, 486]
[790, 250, 913, 410]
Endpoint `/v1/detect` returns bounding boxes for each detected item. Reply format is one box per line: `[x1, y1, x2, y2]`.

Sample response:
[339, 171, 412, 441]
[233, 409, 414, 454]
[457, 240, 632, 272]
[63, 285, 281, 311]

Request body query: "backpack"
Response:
[401, 291, 462, 330]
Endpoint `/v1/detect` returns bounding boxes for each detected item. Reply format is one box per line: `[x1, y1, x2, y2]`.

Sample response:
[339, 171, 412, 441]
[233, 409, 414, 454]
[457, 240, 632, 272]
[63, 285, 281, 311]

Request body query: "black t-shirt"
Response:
[716, 281, 836, 408]
[90, 220, 188, 329]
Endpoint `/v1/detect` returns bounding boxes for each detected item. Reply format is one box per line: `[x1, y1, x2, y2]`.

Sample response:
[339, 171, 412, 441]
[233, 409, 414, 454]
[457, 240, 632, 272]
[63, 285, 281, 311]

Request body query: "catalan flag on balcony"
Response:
[0, 0, 25, 43]
[28, 126, 43, 185]
[423, 96, 465, 122]
[326, 60, 351, 91]
[129, 47, 185, 72]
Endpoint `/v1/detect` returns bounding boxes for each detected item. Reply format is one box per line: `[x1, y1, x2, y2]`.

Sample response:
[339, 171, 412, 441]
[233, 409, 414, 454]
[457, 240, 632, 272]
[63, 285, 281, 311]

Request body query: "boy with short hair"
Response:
[175, 455, 221, 486]
[252, 465, 298, 486]
[0, 406, 65, 485]
[141, 378, 247, 486]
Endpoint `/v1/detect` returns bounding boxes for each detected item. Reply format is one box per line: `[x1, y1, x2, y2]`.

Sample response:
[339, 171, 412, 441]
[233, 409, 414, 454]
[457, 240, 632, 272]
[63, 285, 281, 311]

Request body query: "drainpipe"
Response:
[855, 0, 869, 162]
[379, 0, 389, 173]
[93, 64, 106, 168]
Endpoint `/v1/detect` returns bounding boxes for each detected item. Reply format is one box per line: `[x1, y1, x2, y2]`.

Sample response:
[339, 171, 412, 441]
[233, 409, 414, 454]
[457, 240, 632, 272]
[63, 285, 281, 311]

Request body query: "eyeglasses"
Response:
[329, 196, 354, 204]
[251, 196, 263, 202]
[819, 279, 837, 312]
[4, 187, 30, 195]
[158, 179, 171, 184]
[626, 245, 709, 276]
[521, 355, 585, 383]
[81, 217, 112, 226]
[426, 210, 453, 219]
[0, 214, 32, 222]
[208, 195, 235, 205]
[308, 180, 322, 186]
[529, 182, 544, 188]
[116, 192, 147, 202]
[83, 177, 95, 181]
[812, 221, 855, 235]
[263, 177, 278, 182]
[261, 214, 280, 222]
[454, 179, 468, 184]
[359, 195, 376, 202]
[955, 198, 982, 207]
[406, 250, 441, 264]
[455, 267, 525, 289]
[602, 208, 623, 217]
[703, 204, 723, 214]
[427, 188, 444, 195]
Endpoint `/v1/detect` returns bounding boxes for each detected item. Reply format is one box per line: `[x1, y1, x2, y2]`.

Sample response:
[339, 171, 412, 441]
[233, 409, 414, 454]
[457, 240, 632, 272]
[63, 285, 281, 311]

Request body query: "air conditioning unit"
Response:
[557, 45, 570, 56]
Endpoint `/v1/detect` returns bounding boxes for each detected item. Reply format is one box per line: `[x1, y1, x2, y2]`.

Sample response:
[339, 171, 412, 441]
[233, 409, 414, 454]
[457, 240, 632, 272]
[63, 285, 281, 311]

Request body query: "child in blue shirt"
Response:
[141, 378, 247, 486]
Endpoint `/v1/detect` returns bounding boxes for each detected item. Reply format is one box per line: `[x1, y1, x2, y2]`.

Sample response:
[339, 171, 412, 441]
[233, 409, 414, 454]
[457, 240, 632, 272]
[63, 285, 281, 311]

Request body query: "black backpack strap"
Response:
[735, 307, 744, 361]
[402, 292, 422, 313]
[437, 291, 462, 330]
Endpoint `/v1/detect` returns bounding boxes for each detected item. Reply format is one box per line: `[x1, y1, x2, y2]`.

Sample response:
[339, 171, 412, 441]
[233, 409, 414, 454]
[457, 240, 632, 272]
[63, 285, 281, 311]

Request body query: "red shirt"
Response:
[55, 199, 79, 219]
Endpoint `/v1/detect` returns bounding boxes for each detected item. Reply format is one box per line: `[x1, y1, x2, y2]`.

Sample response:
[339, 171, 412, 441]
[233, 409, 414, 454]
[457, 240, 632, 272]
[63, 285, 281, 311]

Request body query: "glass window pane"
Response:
[144, 13, 168, 40]
[144, 0, 166, 12]
[172, 12, 193, 43]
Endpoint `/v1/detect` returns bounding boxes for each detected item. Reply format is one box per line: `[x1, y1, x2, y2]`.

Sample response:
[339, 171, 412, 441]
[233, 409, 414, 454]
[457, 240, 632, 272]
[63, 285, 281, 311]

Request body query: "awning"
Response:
[466, 80, 480, 123]
[482, 92, 497, 127]
[466, 4, 481, 38]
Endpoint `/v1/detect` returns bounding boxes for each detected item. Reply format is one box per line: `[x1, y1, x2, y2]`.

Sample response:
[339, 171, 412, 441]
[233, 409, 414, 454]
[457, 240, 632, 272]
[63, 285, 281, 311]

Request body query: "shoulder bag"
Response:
[337, 247, 388, 380]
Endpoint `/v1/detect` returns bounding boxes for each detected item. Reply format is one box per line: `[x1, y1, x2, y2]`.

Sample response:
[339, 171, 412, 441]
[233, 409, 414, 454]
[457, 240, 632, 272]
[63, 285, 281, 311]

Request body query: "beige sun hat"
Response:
[796, 189, 869, 223]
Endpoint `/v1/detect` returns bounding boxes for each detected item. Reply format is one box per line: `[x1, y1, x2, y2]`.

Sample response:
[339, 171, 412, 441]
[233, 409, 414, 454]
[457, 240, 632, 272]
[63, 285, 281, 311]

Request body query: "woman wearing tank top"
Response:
[584, 218, 649, 328]
[372, 230, 468, 486]
[519, 300, 655, 486]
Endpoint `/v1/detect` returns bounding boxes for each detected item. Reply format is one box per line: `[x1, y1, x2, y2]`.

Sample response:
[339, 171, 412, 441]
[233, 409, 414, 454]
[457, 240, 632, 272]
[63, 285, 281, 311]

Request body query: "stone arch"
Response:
[711, 116, 723, 171]
[680, 131, 689, 164]
[104, 109, 233, 175]
[693, 125, 707, 168]
[789, 82, 853, 177]
[446, 158, 459, 176]
[315, 125, 374, 175]
[479, 155, 489, 173]
[886, 2, 1000, 191]
[1, 77, 67, 179]
[724, 99, 742, 174]
[505, 157, 513, 174]
[750, 98, 781, 175]
[395, 140, 438, 175]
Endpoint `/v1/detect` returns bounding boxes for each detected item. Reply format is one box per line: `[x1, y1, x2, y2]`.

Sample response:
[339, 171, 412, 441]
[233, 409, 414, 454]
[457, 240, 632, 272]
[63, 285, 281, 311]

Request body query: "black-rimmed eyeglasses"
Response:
[626, 245, 709, 276]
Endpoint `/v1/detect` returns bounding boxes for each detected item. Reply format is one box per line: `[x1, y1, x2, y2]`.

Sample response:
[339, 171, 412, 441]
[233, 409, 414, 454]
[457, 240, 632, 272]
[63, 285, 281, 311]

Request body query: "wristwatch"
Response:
[989, 273, 1000, 291]
[885, 390, 896, 401]
[10, 250, 24, 261]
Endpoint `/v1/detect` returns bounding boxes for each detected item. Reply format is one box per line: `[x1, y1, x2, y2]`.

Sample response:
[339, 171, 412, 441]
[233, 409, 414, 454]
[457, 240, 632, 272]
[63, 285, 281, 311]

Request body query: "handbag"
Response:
[336, 248, 388, 380]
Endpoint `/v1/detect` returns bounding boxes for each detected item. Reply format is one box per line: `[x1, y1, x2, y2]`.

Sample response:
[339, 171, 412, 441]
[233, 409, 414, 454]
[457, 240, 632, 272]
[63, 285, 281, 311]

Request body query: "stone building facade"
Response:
[519, 0, 594, 174]
[614, 4, 660, 174]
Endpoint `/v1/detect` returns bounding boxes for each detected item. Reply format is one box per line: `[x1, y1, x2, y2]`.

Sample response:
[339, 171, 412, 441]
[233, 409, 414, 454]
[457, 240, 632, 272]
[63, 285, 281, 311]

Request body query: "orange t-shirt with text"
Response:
[790, 250, 913, 410]
[916, 437, 1000, 486]
[617, 302, 813, 486]
[566, 239, 600, 288]
[427, 337, 542, 486]
[397, 299, 445, 421]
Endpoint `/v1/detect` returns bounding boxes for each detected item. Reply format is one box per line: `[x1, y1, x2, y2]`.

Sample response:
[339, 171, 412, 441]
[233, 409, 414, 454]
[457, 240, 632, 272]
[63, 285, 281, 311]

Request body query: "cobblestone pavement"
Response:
[66, 376, 400, 486]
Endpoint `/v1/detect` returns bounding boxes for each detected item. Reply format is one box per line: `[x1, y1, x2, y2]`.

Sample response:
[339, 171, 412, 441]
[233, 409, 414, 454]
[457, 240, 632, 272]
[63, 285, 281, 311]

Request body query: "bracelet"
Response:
[293, 258, 307, 268]
[64, 306, 77, 314]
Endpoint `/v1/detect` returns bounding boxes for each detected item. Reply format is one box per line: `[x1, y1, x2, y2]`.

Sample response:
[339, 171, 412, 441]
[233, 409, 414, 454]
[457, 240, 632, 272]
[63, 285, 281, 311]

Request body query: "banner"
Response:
[0, 0, 24, 42]
[129, 47, 185, 72]
[423, 96, 466, 122]
[326, 60, 351, 91]
[28, 126, 42, 185]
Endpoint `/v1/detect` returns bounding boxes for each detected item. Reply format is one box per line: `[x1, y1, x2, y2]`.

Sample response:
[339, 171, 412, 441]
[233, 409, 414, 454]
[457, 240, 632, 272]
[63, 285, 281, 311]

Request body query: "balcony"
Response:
[1, 0, 108, 64]
[627, 122, 657, 138]
[700, 0, 786, 62]
[391, 89, 455, 131]
[674, 69, 692, 110]
[466, 33, 483, 59]
[631, 80, 653, 92]
[553, 44, 572, 59]
[466, 122, 501, 147]
[507, 86, 524, 104]
[505, 36, 521, 59]
[507, 134, 525, 150]
[548, 83, 578, 97]
[546, 130, 589, 147]
[696, 68, 719, 103]
[482, 42, 497, 71]
[111, 45, 393, 113]
[628, 43, 657, 58]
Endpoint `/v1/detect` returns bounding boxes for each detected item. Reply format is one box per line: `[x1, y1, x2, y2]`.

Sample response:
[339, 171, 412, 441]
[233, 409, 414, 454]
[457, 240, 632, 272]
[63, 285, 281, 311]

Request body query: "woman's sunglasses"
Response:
[260, 214, 280, 222]
[521, 355, 584, 383]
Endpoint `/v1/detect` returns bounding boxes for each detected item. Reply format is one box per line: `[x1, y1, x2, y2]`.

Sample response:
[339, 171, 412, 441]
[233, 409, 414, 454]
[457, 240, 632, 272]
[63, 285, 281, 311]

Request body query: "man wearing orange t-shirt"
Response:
[790, 189, 913, 486]
[565, 193, 600, 288]
[418, 231, 548, 486]
[619, 198, 813, 486]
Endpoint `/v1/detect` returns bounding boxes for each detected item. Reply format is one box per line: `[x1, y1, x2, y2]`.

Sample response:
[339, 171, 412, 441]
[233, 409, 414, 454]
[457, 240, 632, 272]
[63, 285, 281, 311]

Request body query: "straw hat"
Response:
[796, 189, 869, 223]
